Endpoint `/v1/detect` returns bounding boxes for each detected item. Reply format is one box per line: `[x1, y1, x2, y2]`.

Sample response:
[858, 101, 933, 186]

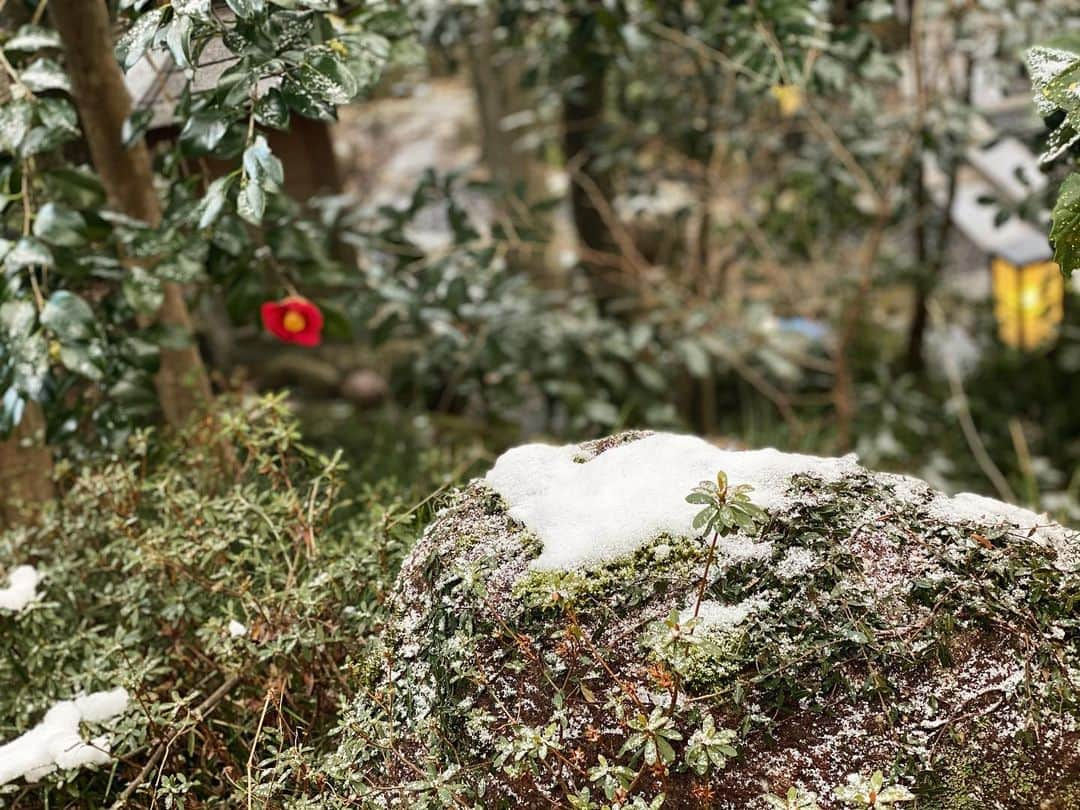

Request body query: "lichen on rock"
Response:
[322, 432, 1080, 809]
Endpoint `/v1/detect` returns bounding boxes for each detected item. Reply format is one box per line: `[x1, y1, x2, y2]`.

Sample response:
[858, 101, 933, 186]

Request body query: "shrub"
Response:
[0, 395, 460, 807]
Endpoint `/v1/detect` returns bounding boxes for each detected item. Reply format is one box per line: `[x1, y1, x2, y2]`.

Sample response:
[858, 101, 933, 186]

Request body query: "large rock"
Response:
[331, 432, 1080, 809]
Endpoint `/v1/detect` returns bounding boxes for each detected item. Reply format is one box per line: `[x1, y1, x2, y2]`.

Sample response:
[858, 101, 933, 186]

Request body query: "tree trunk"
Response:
[0, 402, 55, 529]
[50, 0, 212, 427]
[468, 13, 549, 281]
[562, 6, 621, 308]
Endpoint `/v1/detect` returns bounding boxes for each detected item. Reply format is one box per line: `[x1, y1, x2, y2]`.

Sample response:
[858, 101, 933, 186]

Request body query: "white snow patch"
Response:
[485, 433, 860, 569]
[776, 547, 816, 580]
[227, 619, 248, 638]
[683, 596, 768, 633]
[0, 688, 129, 785]
[0, 565, 40, 612]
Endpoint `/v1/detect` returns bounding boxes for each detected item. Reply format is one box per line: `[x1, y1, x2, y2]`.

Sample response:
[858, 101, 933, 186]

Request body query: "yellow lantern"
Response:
[990, 256, 1065, 350]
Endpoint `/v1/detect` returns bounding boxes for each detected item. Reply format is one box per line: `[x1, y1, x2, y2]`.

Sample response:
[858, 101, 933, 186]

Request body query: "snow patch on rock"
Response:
[485, 433, 861, 569]
[0, 565, 40, 612]
[929, 491, 1079, 571]
[0, 688, 129, 785]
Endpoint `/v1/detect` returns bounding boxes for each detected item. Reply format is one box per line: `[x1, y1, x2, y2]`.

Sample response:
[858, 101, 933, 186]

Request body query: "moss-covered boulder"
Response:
[327, 432, 1080, 809]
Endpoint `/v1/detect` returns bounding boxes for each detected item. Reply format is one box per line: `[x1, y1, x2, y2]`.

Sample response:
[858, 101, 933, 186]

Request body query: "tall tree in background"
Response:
[562, 3, 620, 308]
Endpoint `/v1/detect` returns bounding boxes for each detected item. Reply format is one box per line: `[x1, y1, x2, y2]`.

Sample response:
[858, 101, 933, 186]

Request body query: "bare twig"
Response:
[112, 675, 244, 808]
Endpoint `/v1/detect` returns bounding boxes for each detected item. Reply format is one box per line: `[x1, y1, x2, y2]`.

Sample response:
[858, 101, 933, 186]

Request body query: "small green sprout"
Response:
[619, 707, 683, 766]
[763, 786, 822, 809]
[684, 714, 737, 775]
[835, 771, 915, 806]
[685, 471, 767, 536]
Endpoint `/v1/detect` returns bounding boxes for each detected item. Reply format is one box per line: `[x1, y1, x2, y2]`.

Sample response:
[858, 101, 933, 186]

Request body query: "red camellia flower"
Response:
[260, 296, 324, 347]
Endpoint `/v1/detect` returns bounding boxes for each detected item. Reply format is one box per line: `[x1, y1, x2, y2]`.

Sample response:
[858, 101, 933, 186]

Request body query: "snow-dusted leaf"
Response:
[0, 301, 48, 398]
[0, 99, 33, 153]
[59, 343, 106, 381]
[21, 98, 80, 156]
[254, 89, 290, 129]
[1026, 46, 1080, 117]
[1039, 121, 1080, 166]
[3, 24, 62, 53]
[225, 0, 266, 16]
[0, 300, 36, 338]
[197, 175, 233, 230]
[179, 111, 231, 155]
[270, 0, 335, 9]
[335, 31, 391, 93]
[20, 58, 71, 93]
[280, 76, 336, 120]
[115, 8, 166, 71]
[41, 290, 97, 342]
[122, 266, 165, 316]
[297, 52, 359, 105]
[165, 15, 195, 70]
[237, 177, 266, 225]
[243, 135, 284, 192]
[173, 0, 212, 18]
[33, 202, 86, 247]
[4, 237, 54, 273]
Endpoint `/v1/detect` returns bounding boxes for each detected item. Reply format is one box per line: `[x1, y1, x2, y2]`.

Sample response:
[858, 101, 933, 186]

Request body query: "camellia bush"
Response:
[0, 0, 403, 522]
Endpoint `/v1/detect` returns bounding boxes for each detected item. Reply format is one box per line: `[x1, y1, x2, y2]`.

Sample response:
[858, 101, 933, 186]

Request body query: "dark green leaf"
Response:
[225, 0, 266, 16]
[1050, 172, 1080, 277]
[122, 107, 154, 147]
[254, 89, 290, 130]
[179, 111, 231, 155]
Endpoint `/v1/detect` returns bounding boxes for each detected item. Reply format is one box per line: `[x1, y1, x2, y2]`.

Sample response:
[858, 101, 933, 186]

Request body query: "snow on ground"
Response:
[485, 433, 861, 569]
[0, 565, 40, 611]
[0, 689, 129, 785]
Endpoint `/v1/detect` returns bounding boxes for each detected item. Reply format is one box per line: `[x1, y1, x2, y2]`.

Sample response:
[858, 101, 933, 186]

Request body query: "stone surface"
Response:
[331, 432, 1080, 809]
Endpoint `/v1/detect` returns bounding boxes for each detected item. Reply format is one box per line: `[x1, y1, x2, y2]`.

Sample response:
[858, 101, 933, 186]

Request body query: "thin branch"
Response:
[112, 675, 244, 808]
